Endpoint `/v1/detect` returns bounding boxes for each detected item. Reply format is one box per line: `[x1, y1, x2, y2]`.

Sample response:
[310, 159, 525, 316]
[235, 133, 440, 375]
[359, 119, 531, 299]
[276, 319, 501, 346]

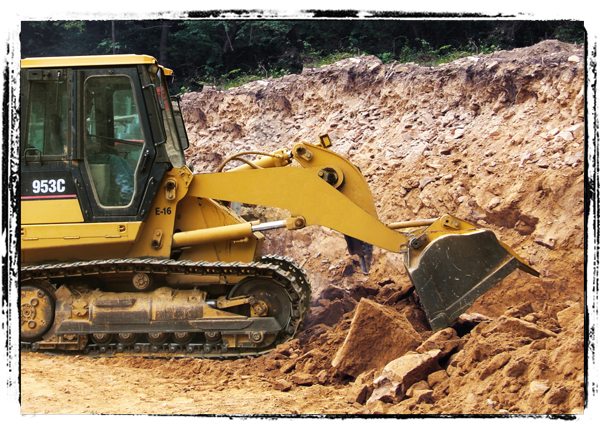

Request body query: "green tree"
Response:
[21, 19, 585, 93]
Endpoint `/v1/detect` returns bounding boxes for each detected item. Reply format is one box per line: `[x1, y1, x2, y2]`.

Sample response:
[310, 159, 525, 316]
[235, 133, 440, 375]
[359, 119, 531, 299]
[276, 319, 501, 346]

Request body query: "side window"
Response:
[149, 68, 186, 168]
[24, 80, 68, 157]
[84, 75, 145, 207]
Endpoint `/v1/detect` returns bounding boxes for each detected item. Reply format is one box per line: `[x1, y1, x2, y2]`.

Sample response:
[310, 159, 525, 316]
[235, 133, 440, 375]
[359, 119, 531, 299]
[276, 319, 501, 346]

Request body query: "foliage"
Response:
[21, 19, 585, 92]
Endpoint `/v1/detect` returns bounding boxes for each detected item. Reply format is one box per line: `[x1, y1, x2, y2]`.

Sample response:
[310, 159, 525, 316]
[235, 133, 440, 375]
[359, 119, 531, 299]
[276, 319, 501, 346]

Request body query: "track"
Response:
[20, 255, 311, 359]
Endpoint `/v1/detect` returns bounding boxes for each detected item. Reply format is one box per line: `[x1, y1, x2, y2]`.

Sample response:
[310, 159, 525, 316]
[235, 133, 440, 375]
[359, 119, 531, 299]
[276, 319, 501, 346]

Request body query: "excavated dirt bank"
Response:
[20, 40, 586, 415]
[181, 39, 585, 311]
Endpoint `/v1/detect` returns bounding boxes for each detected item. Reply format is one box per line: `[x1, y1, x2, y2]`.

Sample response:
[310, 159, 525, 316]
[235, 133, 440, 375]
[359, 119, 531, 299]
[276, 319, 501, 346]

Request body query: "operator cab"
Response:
[20, 55, 189, 224]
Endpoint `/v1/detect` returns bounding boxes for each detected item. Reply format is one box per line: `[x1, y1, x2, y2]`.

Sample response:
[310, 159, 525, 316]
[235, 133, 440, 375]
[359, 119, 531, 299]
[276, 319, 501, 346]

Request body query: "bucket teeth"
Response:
[497, 240, 541, 278]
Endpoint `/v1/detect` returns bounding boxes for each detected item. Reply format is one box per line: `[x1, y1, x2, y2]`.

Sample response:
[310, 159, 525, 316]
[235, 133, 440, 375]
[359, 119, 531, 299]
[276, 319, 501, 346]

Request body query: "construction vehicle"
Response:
[20, 54, 539, 358]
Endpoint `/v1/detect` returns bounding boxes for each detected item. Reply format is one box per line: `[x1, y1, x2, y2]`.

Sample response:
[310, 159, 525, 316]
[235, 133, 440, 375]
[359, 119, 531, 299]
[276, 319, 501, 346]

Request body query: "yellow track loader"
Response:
[20, 54, 538, 358]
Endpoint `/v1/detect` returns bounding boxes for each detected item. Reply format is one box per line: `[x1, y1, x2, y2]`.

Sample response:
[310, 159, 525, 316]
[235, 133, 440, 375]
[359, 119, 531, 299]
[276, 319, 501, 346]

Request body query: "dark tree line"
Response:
[21, 20, 585, 92]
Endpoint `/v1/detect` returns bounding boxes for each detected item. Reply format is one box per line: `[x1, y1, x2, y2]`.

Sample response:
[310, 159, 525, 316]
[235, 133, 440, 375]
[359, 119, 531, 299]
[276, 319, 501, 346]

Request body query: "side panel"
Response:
[21, 168, 83, 224]
[22, 199, 83, 224]
[21, 222, 143, 265]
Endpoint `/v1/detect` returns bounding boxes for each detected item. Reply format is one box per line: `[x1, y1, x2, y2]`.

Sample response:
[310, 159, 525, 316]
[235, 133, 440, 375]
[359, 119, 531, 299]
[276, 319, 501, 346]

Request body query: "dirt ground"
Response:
[19, 296, 585, 416]
[20, 353, 357, 415]
[20, 40, 588, 416]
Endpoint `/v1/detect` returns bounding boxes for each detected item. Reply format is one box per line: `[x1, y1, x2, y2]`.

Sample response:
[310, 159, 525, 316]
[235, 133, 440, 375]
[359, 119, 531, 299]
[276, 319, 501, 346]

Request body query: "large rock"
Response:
[367, 349, 443, 404]
[309, 299, 346, 327]
[273, 379, 292, 392]
[320, 285, 346, 300]
[346, 370, 376, 405]
[479, 351, 512, 380]
[416, 327, 460, 356]
[291, 372, 316, 386]
[405, 380, 431, 397]
[332, 298, 422, 377]
[482, 316, 558, 339]
[556, 303, 582, 329]
[504, 302, 535, 318]
[427, 369, 449, 388]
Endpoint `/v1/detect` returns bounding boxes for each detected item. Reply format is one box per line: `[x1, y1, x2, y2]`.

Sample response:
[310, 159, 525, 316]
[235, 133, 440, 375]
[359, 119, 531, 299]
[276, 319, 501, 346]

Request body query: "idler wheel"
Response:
[20, 284, 55, 341]
[229, 277, 293, 330]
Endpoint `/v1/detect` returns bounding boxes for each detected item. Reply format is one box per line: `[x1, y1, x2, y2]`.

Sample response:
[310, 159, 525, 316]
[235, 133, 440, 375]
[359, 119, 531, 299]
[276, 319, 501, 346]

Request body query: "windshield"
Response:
[149, 67, 186, 168]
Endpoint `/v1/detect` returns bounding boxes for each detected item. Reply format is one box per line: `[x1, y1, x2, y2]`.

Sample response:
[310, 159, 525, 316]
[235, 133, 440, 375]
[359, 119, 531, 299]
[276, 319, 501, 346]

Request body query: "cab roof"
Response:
[21, 54, 173, 75]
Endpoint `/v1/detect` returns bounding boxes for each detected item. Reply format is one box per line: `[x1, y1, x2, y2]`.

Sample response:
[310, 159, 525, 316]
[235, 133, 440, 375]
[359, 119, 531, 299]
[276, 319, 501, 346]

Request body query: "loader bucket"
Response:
[405, 227, 539, 331]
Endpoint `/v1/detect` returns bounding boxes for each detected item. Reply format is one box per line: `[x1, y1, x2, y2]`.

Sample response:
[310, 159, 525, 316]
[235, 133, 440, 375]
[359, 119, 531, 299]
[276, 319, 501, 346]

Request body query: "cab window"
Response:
[149, 68, 186, 168]
[84, 75, 146, 207]
[24, 79, 68, 157]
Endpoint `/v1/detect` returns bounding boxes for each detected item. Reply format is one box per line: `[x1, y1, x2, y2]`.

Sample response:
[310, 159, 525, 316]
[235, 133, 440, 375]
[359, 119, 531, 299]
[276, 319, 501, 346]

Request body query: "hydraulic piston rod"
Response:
[172, 222, 258, 248]
[251, 217, 306, 232]
[387, 219, 438, 230]
[251, 220, 287, 232]
[172, 217, 306, 248]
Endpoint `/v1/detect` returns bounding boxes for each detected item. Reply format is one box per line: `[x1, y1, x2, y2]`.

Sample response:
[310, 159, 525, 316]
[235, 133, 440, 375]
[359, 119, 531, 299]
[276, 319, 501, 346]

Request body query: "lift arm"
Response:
[188, 166, 409, 252]
[186, 142, 413, 253]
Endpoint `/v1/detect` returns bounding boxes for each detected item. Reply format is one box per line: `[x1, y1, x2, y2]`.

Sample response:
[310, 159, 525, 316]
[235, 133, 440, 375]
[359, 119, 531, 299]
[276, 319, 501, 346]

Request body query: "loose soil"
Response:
[20, 40, 586, 416]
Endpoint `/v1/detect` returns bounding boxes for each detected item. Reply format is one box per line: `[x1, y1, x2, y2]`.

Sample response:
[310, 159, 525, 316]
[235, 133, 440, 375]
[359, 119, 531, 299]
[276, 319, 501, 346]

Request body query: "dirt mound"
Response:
[20, 40, 586, 415]
[181, 39, 584, 316]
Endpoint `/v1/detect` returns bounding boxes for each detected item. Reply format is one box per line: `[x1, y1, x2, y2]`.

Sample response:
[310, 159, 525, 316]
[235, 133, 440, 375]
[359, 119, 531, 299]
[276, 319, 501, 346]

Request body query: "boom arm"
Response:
[186, 142, 411, 253]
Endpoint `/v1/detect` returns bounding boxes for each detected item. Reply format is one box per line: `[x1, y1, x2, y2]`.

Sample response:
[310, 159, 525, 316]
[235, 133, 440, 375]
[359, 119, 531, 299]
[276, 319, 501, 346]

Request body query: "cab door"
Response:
[76, 67, 164, 221]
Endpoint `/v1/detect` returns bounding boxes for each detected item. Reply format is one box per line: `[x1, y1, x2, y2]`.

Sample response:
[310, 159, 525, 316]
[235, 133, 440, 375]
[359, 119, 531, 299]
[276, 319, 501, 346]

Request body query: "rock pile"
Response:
[260, 288, 584, 414]
[179, 40, 585, 414]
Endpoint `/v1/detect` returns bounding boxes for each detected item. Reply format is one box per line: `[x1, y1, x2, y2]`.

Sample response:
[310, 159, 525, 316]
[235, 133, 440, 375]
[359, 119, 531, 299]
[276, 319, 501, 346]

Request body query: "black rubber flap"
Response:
[406, 230, 519, 331]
